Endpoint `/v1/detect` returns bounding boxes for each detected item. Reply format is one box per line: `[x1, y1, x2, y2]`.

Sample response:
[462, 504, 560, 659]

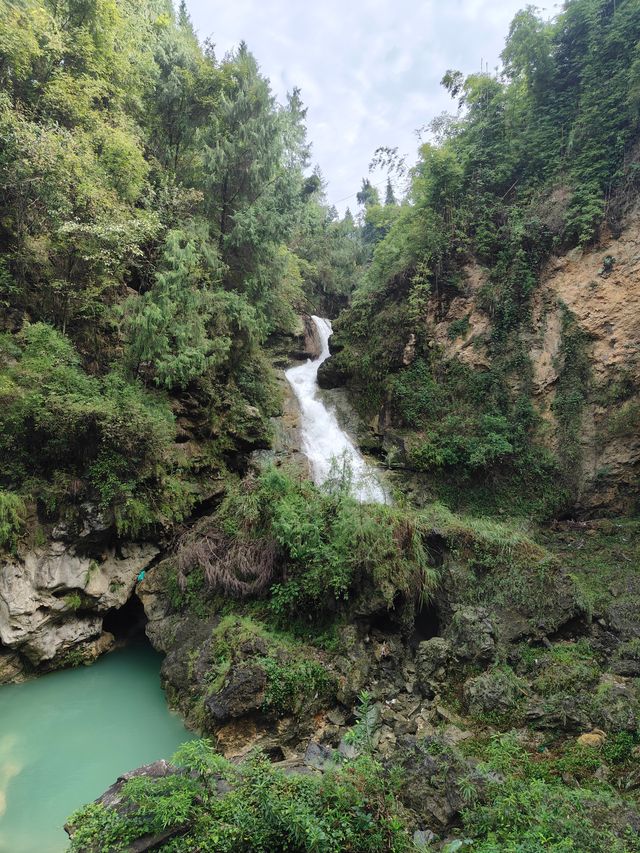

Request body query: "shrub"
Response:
[68, 743, 414, 853]
[0, 490, 26, 551]
[0, 323, 191, 535]
[185, 467, 438, 626]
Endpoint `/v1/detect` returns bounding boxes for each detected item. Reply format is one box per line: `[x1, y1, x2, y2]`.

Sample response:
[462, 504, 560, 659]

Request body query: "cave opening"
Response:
[410, 602, 440, 648]
[103, 593, 148, 643]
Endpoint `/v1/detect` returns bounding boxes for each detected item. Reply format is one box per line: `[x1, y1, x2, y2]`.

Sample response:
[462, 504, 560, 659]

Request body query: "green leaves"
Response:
[0, 490, 26, 552]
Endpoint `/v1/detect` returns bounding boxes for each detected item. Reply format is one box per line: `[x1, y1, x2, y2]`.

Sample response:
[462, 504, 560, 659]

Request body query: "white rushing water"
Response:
[285, 316, 387, 503]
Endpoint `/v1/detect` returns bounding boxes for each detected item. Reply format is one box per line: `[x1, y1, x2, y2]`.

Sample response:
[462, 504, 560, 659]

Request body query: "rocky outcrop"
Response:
[0, 528, 158, 680]
[443, 606, 496, 664]
[419, 212, 640, 514]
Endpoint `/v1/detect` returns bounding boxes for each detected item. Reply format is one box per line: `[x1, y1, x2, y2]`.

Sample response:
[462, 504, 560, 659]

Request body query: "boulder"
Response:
[591, 676, 640, 732]
[416, 637, 453, 690]
[444, 606, 496, 663]
[0, 648, 25, 682]
[463, 668, 526, 718]
[51, 501, 113, 544]
[394, 738, 484, 830]
[21, 614, 103, 664]
[304, 740, 337, 771]
[606, 599, 640, 642]
[65, 760, 188, 852]
[205, 664, 268, 723]
[317, 356, 348, 389]
[577, 730, 606, 748]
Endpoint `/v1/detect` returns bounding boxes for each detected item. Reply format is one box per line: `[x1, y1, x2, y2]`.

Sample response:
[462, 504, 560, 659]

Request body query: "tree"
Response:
[384, 179, 396, 206]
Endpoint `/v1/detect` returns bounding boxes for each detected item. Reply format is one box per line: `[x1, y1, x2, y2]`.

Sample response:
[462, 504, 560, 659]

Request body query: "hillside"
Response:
[1, 1, 640, 852]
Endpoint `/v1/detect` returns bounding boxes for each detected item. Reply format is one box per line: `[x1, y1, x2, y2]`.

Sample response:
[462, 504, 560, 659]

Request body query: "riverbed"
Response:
[0, 642, 193, 853]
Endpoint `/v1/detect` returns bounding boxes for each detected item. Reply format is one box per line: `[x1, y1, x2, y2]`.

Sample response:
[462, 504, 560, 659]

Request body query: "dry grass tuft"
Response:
[176, 520, 280, 598]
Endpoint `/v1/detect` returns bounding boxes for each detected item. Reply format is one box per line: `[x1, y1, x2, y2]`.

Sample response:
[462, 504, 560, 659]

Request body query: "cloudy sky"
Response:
[186, 0, 557, 212]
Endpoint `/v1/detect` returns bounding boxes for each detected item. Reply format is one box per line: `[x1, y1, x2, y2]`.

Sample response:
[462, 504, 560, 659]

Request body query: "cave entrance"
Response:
[410, 602, 440, 648]
[103, 594, 148, 643]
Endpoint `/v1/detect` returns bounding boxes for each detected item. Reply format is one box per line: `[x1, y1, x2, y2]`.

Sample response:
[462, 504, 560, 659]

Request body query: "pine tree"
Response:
[384, 179, 396, 206]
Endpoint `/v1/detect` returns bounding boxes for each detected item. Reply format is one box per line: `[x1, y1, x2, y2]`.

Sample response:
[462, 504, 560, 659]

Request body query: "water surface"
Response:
[0, 642, 193, 853]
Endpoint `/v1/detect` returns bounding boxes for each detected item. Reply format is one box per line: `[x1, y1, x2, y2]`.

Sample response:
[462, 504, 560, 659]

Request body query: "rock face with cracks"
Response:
[0, 524, 158, 679]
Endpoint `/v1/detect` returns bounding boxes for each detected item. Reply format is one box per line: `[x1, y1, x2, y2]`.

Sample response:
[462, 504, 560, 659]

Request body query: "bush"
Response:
[459, 733, 640, 853]
[177, 467, 438, 626]
[68, 743, 414, 853]
[0, 489, 26, 552]
[0, 323, 192, 535]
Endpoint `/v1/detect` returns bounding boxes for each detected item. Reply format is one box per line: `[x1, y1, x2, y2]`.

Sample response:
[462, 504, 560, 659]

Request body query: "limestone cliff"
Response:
[0, 502, 159, 682]
[410, 208, 640, 515]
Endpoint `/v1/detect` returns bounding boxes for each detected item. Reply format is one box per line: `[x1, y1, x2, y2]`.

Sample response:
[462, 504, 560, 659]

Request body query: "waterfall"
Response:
[285, 316, 387, 503]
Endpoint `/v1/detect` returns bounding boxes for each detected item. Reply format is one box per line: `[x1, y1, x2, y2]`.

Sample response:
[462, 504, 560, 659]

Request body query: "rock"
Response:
[609, 658, 640, 677]
[65, 760, 188, 851]
[463, 668, 526, 718]
[591, 675, 640, 732]
[442, 725, 474, 745]
[435, 705, 465, 727]
[137, 562, 178, 652]
[302, 314, 322, 359]
[416, 637, 453, 691]
[393, 715, 418, 737]
[327, 707, 347, 726]
[0, 542, 158, 665]
[22, 614, 103, 664]
[51, 501, 113, 544]
[97, 760, 180, 810]
[402, 334, 417, 366]
[81, 630, 116, 663]
[338, 737, 360, 760]
[395, 738, 483, 829]
[606, 600, 640, 642]
[526, 694, 592, 731]
[577, 729, 606, 748]
[413, 829, 438, 848]
[317, 356, 348, 389]
[206, 664, 268, 723]
[304, 741, 337, 771]
[444, 607, 496, 663]
[0, 648, 25, 683]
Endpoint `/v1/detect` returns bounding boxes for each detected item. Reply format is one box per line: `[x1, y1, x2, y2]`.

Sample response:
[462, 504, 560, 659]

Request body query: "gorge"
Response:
[0, 0, 639, 851]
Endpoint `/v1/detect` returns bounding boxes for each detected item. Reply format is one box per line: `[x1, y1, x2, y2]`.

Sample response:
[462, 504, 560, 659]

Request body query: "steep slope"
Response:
[322, 0, 640, 518]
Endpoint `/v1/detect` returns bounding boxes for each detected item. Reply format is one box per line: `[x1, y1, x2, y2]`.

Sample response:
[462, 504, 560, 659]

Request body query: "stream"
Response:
[0, 641, 193, 853]
[285, 316, 386, 502]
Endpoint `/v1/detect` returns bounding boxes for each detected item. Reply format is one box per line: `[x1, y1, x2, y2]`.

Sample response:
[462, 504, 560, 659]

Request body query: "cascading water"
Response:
[285, 316, 387, 503]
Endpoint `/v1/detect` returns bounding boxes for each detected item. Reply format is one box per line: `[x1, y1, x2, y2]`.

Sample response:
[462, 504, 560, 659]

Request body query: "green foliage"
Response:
[517, 640, 601, 699]
[196, 615, 335, 717]
[215, 467, 438, 625]
[447, 316, 470, 340]
[332, 0, 640, 517]
[69, 745, 414, 853]
[123, 227, 231, 389]
[0, 489, 26, 551]
[0, 322, 192, 535]
[0, 0, 318, 533]
[261, 656, 335, 716]
[344, 691, 379, 754]
[64, 592, 83, 612]
[602, 731, 639, 766]
[457, 733, 640, 853]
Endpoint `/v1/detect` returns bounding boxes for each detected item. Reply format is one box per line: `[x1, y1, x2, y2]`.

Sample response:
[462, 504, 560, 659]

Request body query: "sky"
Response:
[186, 0, 558, 213]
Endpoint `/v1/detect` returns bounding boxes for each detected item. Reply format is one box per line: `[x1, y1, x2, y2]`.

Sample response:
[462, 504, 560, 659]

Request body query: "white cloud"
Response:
[186, 0, 556, 212]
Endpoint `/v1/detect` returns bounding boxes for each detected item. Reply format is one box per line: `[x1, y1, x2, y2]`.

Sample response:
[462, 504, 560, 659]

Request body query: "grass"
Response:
[537, 519, 640, 618]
